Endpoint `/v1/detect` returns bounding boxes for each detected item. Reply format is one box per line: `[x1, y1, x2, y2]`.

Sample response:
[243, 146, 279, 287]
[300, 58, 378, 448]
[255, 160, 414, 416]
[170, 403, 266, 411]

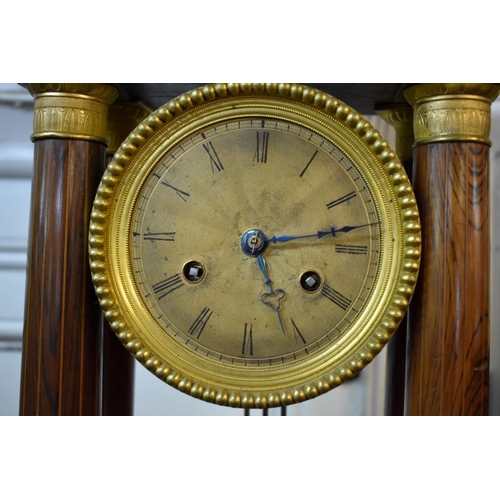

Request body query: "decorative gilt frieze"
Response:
[26, 84, 119, 145]
[404, 83, 500, 145]
[106, 100, 154, 154]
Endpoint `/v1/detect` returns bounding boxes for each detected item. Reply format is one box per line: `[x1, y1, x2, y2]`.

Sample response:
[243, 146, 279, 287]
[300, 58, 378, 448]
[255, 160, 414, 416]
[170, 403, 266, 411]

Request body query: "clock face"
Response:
[131, 118, 381, 366]
[90, 84, 420, 407]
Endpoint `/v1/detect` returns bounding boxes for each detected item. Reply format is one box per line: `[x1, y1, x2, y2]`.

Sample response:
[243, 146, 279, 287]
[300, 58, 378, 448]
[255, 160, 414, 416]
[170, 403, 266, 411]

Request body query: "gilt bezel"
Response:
[89, 83, 421, 408]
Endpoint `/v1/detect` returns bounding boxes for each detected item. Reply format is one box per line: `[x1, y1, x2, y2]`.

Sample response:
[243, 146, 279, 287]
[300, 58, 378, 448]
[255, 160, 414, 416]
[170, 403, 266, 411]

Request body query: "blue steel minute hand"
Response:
[265, 223, 377, 244]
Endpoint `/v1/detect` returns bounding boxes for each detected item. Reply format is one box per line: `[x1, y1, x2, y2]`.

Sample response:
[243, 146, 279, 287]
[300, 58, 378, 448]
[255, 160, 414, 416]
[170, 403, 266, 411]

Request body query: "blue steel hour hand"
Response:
[265, 223, 377, 244]
[257, 255, 286, 335]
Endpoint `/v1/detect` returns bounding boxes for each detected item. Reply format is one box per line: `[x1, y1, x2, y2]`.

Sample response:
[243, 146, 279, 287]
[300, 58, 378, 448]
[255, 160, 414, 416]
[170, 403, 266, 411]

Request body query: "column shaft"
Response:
[407, 142, 490, 415]
[20, 139, 105, 415]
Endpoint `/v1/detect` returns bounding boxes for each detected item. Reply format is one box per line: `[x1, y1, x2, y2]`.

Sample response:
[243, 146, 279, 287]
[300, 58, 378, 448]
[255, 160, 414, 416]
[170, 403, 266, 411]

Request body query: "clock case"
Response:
[89, 83, 421, 408]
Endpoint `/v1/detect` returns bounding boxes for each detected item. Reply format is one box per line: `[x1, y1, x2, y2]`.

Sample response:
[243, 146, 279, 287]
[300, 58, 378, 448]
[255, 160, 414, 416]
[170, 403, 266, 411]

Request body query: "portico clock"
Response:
[89, 83, 421, 408]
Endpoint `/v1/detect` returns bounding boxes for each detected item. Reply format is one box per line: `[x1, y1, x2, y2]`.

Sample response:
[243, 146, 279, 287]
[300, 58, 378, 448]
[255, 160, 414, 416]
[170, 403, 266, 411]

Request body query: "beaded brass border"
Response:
[89, 83, 421, 408]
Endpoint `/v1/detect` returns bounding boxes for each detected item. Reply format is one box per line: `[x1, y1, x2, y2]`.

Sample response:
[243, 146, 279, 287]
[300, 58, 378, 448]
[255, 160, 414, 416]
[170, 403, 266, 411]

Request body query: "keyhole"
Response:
[182, 261, 206, 283]
[300, 271, 322, 293]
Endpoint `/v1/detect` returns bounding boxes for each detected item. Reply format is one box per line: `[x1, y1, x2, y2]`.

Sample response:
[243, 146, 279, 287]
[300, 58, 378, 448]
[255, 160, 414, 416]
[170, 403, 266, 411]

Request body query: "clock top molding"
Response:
[114, 83, 407, 115]
[20, 84, 500, 117]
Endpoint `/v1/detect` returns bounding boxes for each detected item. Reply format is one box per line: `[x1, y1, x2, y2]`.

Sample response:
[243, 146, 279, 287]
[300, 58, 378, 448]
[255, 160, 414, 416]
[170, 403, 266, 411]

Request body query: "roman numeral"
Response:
[321, 284, 351, 310]
[326, 191, 357, 209]
[299, 150, 318, 177]
[202, 141, 224, 172]
[143, 232, 175, 242]
[254, 131, 269, 163]
[290, 318, 306, 345]
[161, 181, 190, 202]
[188, 307, 213, 339]
[152, 274, 183, 300]
[242, 323, 254, 355]
[335, 244, 368, 255]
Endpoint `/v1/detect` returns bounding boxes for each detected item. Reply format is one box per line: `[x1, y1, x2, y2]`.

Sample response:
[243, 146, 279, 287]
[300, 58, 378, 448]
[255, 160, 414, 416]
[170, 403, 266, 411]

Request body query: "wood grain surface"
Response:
[19, 139, 104, 415]
[406, 142, 490, 415]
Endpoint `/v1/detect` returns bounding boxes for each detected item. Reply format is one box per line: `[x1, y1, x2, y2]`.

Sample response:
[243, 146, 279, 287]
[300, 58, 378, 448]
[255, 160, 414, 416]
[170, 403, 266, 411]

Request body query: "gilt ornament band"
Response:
[404, 83, 500, 145]
[27, 84, 119, 145]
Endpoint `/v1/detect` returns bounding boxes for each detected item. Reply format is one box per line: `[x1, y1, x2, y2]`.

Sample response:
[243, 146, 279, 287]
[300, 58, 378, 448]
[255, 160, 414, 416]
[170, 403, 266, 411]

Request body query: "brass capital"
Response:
[375, 103, 414, 162]
[404, 83, 500, 146]
[26, 83, 120, 145]
[106, 100, 154, 155]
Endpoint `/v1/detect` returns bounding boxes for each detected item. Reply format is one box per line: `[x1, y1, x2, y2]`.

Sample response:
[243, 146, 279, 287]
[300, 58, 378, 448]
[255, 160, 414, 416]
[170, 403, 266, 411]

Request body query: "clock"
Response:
[89, 83, 421, 409]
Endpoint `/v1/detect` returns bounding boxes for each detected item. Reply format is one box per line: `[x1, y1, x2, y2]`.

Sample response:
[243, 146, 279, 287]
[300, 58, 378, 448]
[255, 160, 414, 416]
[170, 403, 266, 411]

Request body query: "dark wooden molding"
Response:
[117, 83, 405, 115]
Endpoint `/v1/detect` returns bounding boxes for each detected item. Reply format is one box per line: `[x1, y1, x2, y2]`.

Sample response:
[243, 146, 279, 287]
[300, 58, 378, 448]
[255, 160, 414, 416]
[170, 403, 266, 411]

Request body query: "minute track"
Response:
[130, 117, 382, 366]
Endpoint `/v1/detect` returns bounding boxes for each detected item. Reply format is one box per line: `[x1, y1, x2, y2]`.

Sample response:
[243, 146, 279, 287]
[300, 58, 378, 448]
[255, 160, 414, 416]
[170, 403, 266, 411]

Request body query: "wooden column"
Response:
[404, 84, 500, 416]
[101, 101, 152, 416]
[19, 84, 118, 415]
[376, 103, 414, 416]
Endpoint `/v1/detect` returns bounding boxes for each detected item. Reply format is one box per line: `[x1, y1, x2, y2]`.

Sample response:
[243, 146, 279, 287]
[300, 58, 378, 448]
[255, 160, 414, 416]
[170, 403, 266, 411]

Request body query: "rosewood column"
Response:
[101, 100, 152, 416]
[376, 103, 414, 416]
[19, 84, 119, 415]
[404, 84, 500, 416]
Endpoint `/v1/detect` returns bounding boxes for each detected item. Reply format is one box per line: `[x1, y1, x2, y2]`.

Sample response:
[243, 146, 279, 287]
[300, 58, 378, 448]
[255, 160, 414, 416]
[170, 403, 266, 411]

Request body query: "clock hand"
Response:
[257, 255, 286, 336]
[265, 222, 378, 244]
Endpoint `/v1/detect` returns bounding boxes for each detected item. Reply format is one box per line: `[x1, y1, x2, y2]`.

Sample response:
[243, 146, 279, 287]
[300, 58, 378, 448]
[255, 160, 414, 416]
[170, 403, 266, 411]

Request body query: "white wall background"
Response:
[3, 82, 497, 416]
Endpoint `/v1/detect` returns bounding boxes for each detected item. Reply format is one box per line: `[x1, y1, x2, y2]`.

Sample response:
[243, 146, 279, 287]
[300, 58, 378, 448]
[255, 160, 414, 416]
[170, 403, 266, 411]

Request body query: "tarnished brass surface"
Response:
[106, 100, 153, 154]
[404, 83, 500, 145]
[375, 103, 414, 162]
[89, 83, 421, 408]
[26, 83, 119, 144]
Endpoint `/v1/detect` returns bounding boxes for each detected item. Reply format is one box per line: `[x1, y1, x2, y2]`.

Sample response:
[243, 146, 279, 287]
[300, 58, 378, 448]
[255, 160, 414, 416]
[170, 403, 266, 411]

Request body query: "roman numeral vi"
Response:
[254, 131, 269, 163]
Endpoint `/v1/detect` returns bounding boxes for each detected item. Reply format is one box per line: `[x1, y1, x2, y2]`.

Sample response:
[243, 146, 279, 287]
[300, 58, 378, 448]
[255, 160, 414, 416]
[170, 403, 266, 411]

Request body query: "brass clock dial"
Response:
[89, 84, 421, 408]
